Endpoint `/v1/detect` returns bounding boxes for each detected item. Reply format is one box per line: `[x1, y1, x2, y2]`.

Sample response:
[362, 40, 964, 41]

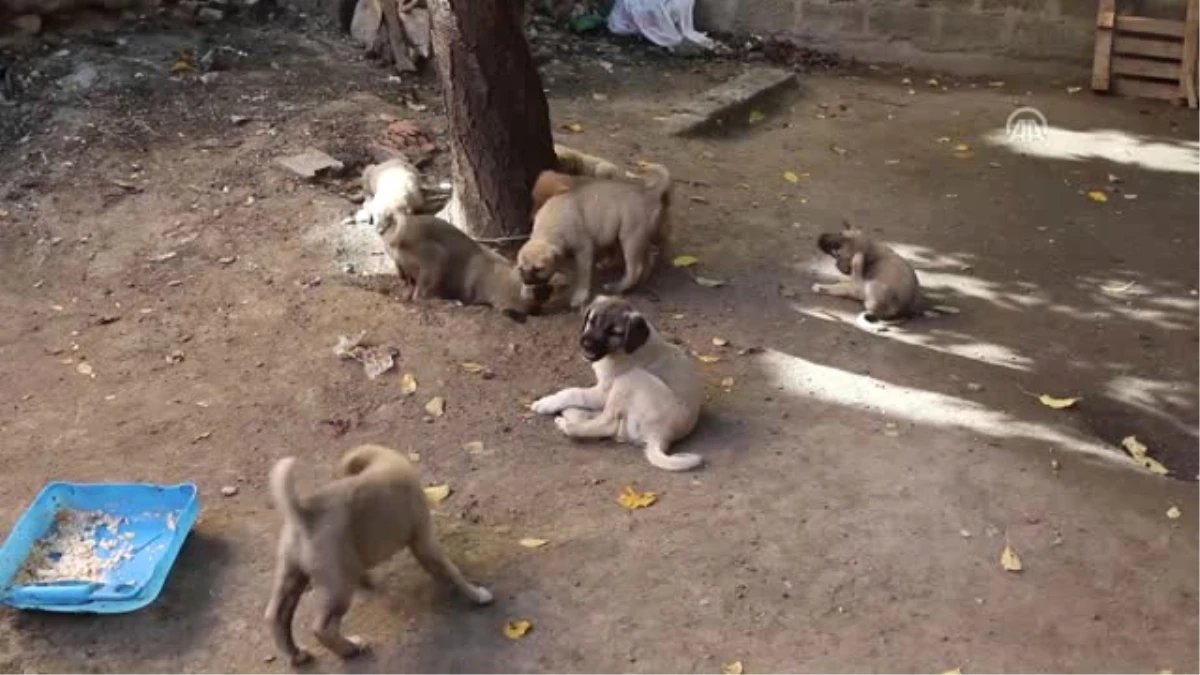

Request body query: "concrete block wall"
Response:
[696, 0, 1193, 74]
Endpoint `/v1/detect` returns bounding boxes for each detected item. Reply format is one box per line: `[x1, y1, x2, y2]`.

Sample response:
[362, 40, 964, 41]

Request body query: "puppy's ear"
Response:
[580, 306, 593, 333]
[623, 313, 650, 353]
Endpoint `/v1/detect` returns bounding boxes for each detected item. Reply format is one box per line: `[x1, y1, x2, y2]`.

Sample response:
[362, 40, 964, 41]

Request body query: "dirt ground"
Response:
[0, 11, 1197, 674]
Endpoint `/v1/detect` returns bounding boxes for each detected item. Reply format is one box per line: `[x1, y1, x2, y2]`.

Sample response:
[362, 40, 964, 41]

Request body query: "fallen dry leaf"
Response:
[1121, 436, 1169, 475]
[689, 195, 709, 204]
[1038, 394, 1080, 410]
[503, 620, 532, 639]
[712, 337, 729, 347]
[424, 484, 451, 504]
[425, 396, 446, 418]
[942, 668, 963, 675]
[720, 376, 735, 390]
[954, 144, 970, 152]
[461, 362, 486, 374]
[783, 171, 800, 183]
[519, 538, 549, 549]
[617, 486, 658, 510]
[563, 122, 584, 133]
[1000, 543, 1023, 572]
[400, 372, 418, 394]
[1087, 190, 1109, 203]
[672, 255, 700, 268]
[694, 275, 727, 288]
[1167, 506, 1181, 519]
[723, 661, 744, 675]
[748, 110, 765, 124]
[696, 354, 722, 364]
[76, 362, 95, 377]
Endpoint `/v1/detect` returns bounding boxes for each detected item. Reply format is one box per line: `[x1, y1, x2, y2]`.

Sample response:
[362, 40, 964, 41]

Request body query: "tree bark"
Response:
[429, 0, 556, 240]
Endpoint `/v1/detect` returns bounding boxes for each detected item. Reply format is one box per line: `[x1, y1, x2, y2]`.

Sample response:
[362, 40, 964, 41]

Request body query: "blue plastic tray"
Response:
[0, 482, 199, 613]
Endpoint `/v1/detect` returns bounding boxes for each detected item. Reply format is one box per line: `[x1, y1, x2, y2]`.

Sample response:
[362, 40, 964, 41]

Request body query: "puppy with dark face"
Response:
[813, 222, 922, 331]
[265, 445, 492, 666]
[530, 296, 704, 471]
[379, 214, 566, 322]
[517, 163, 673, 309]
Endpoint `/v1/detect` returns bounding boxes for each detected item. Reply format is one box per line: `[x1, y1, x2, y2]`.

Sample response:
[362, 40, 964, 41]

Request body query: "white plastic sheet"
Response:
[607, 0, 715, 50]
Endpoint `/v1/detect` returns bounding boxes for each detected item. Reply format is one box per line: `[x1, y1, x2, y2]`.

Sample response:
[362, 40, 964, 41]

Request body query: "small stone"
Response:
[220, 485, 238, 497]
[965, 382, 984, 392]
[196, 6, 223, 21]
[263, 655, 276, 663]
[276, 149, 344, 180]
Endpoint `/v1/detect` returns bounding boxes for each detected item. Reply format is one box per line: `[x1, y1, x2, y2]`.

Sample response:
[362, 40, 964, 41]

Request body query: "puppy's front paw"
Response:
[344, 635, 370, 658]
[290, 650, 314, 667]
[473, 585, 494, 605]
[530, 395, 563, 416]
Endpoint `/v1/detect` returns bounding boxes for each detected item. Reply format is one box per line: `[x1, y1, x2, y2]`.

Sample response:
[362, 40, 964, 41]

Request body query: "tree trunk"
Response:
[429, 0, 556, 240]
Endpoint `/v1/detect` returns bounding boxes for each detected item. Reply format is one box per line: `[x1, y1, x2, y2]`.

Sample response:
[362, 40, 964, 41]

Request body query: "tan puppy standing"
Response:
[812, 222, 922, 332]
[517, 163, 673, 309]
[531, 296, 704, 471]
[379, 213, 565, 321]
[264, 444, 492, 666]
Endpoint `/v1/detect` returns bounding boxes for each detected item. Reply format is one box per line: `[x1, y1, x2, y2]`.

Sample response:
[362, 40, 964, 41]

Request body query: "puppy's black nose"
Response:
[520, 269, 540, 285]
[532, 284, 552, 303]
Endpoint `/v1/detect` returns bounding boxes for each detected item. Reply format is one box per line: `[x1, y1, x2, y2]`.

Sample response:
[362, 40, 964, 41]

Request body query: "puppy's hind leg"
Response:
[265, 561, 313, 666]
[605, 234, 650, 294]
[409, 526, 493, 605]
[555, 405, 621, 439]
[309, 570, 368, 660]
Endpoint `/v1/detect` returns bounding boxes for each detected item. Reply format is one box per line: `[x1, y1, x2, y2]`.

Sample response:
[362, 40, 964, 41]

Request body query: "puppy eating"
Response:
[812, 222, 922, 332]
[531, 296, 703, 471]
[265, 444, 492, 665]
[355, 157, 423, 233]
[518, 163, 673, 309]
[379, 213, 560, 322]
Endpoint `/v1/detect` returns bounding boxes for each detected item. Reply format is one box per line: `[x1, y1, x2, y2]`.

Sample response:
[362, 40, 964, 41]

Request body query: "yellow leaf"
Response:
[563, 122, 584, 133]
[1038, 394, 1080, 410]
[672, 255, 700, 268]
[696, 354, 721, 364]
[169, 59, 194, 74]
[712, 337, 729, 347]
[1087, 190, 1109, 203]
[519, 538, 549, 548]
[616, 486, 658, 510]
[503, 619, 532, 639]
[942, 669, 962, 675]
[723, 661, 744, 675]
[400, 372, 418, 394]
[748, 110, 765, 124]
[424, 484, 451, 504]
[783, 171, 800, 183]
[720, 377, 735, 389]
[462, 440, 484, 454]
[76, 362, 94, 377]
[461, 362, 486, 374]
[1000, 543, 1023, 572]
[425, 396, 445, 417]
[1121, 435, 1169, 475]
[954, 143, 970, 152]
[1167, 506, 1181, 519]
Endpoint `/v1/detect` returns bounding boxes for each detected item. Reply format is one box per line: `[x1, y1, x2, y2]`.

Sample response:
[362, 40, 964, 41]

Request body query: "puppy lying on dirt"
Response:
[531, 296, 704, 471]
[379, 213, 568, 322]
[354, 157, 423, 232]
[812, 222, 923, 332]
[265, 444, 493, 666]
[518, 163, 673, 309]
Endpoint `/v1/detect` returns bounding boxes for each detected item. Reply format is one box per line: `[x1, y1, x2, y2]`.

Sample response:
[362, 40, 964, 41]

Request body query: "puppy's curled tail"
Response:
[638, 163, 672, 199]
[269, 456, 304, 525]
[645, 442, 703, 472]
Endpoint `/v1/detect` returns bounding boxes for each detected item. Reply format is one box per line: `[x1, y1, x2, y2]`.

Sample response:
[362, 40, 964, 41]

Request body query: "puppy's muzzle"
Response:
[579, 334, 607, 361]
[520, 268, 546, 286]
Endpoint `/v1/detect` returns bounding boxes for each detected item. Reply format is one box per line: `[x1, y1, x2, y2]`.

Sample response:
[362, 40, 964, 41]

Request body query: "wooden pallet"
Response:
[1092, 0, 1199, 108]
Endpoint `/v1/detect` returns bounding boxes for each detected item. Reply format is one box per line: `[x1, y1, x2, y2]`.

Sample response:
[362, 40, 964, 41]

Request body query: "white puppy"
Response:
[355, 157, 423, 232]
[531, 296, 704, 471]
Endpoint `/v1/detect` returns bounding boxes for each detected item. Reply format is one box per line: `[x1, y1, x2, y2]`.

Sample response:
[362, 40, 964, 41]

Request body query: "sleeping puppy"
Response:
[530, 296, 703, 471]
[379, 213, 562, 322]
[265, 444, 492, 666]
[517, 163, 673, 309]
[812, 222, 922, 332]
[355, 157, 423, 233]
